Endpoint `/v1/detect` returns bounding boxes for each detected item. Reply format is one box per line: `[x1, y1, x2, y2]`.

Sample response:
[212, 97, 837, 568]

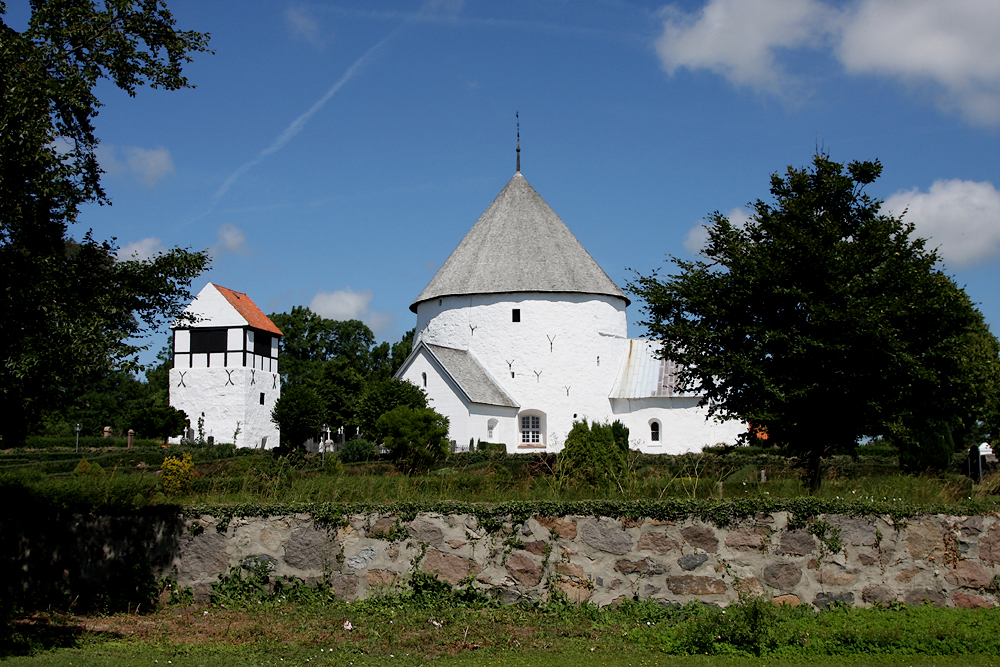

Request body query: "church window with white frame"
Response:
[520, 413, 542, 445]
[650, 419, 661, 442]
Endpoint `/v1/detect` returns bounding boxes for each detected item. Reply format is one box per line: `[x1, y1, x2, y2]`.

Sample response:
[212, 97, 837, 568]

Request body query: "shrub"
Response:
[72, 458, 104, 477]
[73, 458, 91, 476]
[559, 419, 629, 487]
[129, 405, 189, 443]
[339, 438, 376, 463]
[161, 452, 194, 495]
[476, 441, 508, 456]
[211, 558, 274, 606]
[377, 405, 450, 472]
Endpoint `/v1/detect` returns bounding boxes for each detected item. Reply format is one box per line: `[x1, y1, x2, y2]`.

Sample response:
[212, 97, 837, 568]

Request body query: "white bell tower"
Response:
[168, 283, 283, 448]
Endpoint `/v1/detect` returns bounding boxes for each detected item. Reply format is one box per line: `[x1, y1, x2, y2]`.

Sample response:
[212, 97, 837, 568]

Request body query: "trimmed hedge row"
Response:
[21, 435, 172, 449]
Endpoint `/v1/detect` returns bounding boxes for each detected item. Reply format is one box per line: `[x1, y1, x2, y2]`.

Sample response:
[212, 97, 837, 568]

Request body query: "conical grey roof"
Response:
[411, 172, 628, 312]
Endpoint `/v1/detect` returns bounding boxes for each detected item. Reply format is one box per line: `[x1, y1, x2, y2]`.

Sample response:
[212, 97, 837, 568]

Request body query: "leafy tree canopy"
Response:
[629, 154, 1000, 487]
[376, 405, 450, 472]
[268, 306, 415, 434]
[354, 377, 428, 443]
[270, 384, 325, 449]
[1, 1, 212, 444]
[129, 404, 188, 443]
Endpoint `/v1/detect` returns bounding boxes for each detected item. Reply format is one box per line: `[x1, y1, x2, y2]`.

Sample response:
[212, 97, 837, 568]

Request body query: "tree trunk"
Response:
[1, 409, 29, 447]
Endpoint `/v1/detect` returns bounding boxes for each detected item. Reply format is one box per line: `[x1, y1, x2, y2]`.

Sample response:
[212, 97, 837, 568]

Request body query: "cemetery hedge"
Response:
[0, 439, 996, 516]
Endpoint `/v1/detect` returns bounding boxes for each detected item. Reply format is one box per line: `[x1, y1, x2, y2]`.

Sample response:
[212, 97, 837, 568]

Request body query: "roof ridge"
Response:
[212, 283, 284, 336]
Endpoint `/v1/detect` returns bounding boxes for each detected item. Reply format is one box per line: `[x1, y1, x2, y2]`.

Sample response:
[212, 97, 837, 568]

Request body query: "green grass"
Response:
[6, 646, 1000, 667]
[5, 598, 1000, 666]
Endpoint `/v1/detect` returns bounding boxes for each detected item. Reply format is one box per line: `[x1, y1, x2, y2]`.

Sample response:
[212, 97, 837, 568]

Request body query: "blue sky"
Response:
[9, 1, 1000, 366]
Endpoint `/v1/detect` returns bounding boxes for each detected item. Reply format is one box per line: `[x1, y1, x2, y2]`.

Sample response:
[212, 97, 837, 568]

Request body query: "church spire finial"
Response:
[516, 111, 520, 173]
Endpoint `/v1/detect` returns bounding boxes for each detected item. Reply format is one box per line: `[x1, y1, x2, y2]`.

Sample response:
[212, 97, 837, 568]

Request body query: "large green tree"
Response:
[271, 384, 325, 450]
[629, 154, 1000, 488]
[268, 306, 415, 435]
[269, 306, 414, 384]
[1, 1, 211, 444]
[354, 377, 427, 443]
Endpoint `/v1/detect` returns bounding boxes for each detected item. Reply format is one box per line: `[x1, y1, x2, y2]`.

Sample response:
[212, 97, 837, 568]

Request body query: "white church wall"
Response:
[168, 367, 279, 448]
[414, 292, 629, 452]
[468, 404, 518, 450]
[610, 397, 745, 454]
[397, 347, 474, 448]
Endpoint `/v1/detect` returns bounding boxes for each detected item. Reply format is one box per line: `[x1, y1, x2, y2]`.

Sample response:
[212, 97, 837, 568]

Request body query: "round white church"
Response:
[395, 166, 744, 454]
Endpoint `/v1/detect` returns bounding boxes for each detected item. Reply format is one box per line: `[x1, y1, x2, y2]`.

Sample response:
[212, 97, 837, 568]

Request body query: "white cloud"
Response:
[655, 0, 833, 95]
[125, 146, 175, 185]
[96, 144, 126, 176]
[117, 237, 165, 261]
[421, 0, 464, 19]
[683, 207, 752, 254]
[213, 223, 250, 256]
[882, 179, 1000, 268]
[837, 0, 1000, 126]
[98, 144, 175, 185]
[655, 0, 1000, 125]
[286, 6, 325, 47]
[310, 287, 394, 335]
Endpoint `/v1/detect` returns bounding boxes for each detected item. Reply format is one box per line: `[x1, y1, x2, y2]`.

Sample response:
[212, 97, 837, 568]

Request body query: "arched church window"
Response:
[421, 372, 427, 387]
[487, 418, 498, 440]
[650, 420, 661, 442]
[519, 411, 544, 446]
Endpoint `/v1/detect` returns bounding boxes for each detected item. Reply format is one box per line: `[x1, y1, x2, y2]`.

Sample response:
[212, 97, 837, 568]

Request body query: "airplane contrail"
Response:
[212, 26, 404, 202]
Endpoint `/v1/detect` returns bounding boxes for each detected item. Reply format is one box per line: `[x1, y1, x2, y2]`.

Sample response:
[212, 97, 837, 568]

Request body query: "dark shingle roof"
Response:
[425, 344, 518, 408]
[411, 172, 628, 312]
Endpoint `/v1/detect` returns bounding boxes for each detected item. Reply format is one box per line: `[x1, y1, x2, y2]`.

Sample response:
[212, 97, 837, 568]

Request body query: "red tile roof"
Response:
[214, 284, 284, 336]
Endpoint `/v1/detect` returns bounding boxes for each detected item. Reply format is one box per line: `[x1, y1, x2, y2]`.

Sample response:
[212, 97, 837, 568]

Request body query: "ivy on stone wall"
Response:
[186, 497, 1000, 534]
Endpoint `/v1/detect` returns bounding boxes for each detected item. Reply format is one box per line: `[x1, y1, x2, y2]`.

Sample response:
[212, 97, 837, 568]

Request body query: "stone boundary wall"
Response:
[170, 511, 1000, 609]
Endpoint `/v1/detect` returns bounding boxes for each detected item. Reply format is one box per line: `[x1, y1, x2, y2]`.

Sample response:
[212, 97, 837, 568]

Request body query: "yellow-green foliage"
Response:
[73, 458, 91, 476]
[73, 458, 104, 477]
[161, 452, 194, 495]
